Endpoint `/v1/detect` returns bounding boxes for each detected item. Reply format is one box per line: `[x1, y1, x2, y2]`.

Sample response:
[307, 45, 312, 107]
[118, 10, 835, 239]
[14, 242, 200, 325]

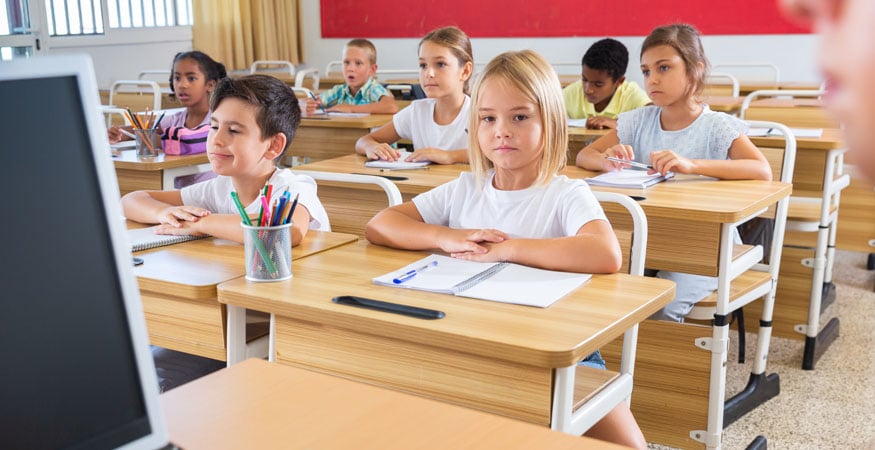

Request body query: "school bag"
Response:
[162, 124, 209, 155]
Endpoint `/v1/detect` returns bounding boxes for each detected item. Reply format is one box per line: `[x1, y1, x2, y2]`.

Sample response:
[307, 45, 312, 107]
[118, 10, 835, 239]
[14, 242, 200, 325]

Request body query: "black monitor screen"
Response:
[0, 76, 152, 449]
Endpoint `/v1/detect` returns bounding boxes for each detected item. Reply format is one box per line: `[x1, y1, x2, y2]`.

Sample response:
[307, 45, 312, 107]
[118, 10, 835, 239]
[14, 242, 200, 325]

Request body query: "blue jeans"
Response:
[578, 350, 606, 370]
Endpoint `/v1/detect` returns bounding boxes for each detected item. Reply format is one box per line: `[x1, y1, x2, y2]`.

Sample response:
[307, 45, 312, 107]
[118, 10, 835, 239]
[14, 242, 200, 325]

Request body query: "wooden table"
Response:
[217, 241, 674, 431]
[702, 95, 746, 114]
[738, 80, 822, 96]
[161, 359, 628, 450]
[134, 231, 358, 362]
[744, 97, 837, 128]
[289, 114, 393, 165]
[113, 151, 210, 196]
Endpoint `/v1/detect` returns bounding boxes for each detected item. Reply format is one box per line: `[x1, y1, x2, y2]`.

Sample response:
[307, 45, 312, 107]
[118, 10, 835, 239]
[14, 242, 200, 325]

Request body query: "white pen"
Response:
[393, 260, 439, 284]
[606, 156, 653, 170]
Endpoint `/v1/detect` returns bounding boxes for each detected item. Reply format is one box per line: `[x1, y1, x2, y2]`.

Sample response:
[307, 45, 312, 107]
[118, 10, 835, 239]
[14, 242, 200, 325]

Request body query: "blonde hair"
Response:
[345, 38, 377, 65]
[641, 23, 710, 98]
[468, 50, 567, 187]
[419, 26, 474, 94]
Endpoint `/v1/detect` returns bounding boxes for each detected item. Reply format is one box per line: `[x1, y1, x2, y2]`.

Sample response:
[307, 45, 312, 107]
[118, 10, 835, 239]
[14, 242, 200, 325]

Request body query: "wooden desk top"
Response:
[739, 80, 822, 95]
[702, 95, 745, 113]
[748, 127, 845, 151]
[299, 113, 393, 129]
[161, 359, 626, 450]
[749, 98, 825, 108]
[568, 127, 611, 140]
[112, 151, 209, 171]
[562, 167, 793, 223]
[134, 231, 358, 296]
[294, 154, 466, 195]
[218, 240, 675, 368]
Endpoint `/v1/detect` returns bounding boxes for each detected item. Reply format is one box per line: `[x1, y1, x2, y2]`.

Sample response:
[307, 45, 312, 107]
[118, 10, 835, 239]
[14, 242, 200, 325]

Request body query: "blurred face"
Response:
[418, 41, 472, 98]
[172, 58, 215, 108]
[582, 66, 624, 111]
[342, 46, 376, 92]
[476, 78, 544, 178]
[781, 0, 875, 178]
[640, 45, 692, 107]
[207, 98, 276, 177]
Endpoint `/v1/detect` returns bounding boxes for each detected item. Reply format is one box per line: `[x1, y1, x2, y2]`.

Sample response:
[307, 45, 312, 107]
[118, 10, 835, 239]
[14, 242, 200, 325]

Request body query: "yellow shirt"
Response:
[562, 80, 651, 120]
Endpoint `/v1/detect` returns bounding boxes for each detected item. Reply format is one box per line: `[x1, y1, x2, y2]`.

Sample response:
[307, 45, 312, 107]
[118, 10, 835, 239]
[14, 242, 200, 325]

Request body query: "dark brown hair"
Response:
[641, 23, 709, 97]
[419, 26, 474, 94]
[210, 75, 301, 164]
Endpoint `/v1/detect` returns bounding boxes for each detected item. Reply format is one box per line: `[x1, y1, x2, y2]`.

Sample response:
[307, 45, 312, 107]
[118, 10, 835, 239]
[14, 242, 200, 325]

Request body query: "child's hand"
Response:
[406, 148, 451, 164]
[650, 150, 694, 175]
[603, 144, 636, 171]
[366, 143, 401, 161]
[586, 116, 618, 130]
[153, 222, 207, 237]
[327, 104, 354, 113]
[157, 205, 211, 227]
[305, 98, 321, 115]
[108, 126, 128, 144]
[451, 239, 514, 262]
[437, 228, 509, 255]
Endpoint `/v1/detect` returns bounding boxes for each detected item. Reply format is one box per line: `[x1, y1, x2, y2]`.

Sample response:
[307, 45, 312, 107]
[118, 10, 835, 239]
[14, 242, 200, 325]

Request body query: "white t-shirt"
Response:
[393, 96, 470, 151]
[180, 168, 330, 231]
[617, 104, 747, 165]
[413, 171, 607, 238]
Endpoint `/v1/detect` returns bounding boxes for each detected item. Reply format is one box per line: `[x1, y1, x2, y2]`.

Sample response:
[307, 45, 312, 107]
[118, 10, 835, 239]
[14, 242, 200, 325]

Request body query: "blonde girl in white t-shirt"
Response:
[355, 26, 473, 165]
[366, 50, 647, 450]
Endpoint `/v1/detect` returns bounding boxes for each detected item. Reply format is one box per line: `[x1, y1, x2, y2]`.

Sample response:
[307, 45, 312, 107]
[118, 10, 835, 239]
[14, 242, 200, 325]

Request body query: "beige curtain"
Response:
[192, 0, 302, 71]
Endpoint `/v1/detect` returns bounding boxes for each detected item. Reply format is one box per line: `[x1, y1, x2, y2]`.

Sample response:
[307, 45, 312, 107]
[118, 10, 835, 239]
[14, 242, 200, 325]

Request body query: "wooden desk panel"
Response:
[135, 231, 358, 360]
[836, 164, 875, 252]
[161, 359, 628, 450]
[290, 115, 393, 163]
[745, 98, 837, 128]
[113, 152, 210, 196]
[217, 241, 674, 426]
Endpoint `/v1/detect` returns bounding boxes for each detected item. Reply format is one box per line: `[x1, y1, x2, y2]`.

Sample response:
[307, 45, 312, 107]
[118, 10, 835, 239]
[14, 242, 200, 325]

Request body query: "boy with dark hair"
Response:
[563, 38, 650, 129]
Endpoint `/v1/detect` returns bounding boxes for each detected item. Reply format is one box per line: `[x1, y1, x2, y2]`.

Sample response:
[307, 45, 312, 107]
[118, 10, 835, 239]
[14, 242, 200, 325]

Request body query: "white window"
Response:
[46, 0, 192, 36]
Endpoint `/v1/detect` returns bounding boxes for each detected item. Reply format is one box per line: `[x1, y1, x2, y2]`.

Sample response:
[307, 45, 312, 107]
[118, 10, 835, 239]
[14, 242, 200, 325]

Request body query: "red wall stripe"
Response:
[320, 0, 809, 38]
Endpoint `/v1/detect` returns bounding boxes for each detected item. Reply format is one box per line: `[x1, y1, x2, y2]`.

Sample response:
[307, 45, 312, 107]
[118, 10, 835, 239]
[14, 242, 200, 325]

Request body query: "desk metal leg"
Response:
[226, 304, 247, 366]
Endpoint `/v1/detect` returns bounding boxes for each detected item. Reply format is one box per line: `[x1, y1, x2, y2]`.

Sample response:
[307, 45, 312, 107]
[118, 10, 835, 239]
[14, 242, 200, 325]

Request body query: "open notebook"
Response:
[584, 169, 674, 189]
[364, 151, 431, 170]
[373, 254, 591, 308]
[128, 225, 208, 251]
[747, 127, 823, 138]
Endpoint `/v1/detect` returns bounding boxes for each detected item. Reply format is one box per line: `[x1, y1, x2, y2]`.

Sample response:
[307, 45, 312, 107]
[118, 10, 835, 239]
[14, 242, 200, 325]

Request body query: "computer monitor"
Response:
[0, 55, 168, 450]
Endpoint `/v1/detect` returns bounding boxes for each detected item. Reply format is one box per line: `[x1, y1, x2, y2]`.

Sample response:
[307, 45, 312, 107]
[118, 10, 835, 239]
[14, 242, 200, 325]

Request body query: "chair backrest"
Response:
[138, 70, 171, 88]
[713, 62, 781, 83]
[703, 72, 740, 97]
[291, 170, 403, 236]
[295, 68, 320, 90]
[592, 191, 648, 276]
[324, 60, 343, 77]
[101, 106, 133, 128]
[250, 60, 296, 84]
[109, 80, 162, 112]
[740, 89, 836, 128]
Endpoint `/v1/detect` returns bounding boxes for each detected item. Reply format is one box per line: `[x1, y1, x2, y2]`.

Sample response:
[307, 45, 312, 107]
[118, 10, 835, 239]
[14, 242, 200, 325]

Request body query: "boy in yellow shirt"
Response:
[563, 38, 650, 129]
[307, 39, 399, 114]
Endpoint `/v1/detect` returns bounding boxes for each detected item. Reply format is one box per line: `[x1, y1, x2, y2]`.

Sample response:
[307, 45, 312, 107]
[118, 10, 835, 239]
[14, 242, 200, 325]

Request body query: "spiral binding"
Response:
[451, 262, 509, 293]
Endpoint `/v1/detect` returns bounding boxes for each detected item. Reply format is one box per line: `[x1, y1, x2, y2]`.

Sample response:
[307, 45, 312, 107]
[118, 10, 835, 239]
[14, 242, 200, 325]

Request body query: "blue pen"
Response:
[307, 90, 327, 114]
[392, 260, 439, 284]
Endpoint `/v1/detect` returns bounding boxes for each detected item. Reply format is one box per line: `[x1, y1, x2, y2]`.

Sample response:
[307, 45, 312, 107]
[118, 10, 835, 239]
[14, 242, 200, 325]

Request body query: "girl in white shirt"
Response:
[355, 26, 473, 165]
[367, 49, 647, 450]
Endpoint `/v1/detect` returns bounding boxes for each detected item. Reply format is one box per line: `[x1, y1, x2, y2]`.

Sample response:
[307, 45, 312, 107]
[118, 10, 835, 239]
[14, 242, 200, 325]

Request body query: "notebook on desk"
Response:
[585, 169, 674, 189]
[373, 254, 591, 308]
[310, 111, 371, 118]
[364, 151, 431, 170]
[747, 127, 824, 138]
[128, 225, 208, 251]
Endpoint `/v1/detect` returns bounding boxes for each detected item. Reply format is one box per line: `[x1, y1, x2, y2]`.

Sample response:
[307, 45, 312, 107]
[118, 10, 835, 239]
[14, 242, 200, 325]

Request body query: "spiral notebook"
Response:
[128, 226, 208, 251]
[584, 169, 674, 189]
[372, 254, 591, 308]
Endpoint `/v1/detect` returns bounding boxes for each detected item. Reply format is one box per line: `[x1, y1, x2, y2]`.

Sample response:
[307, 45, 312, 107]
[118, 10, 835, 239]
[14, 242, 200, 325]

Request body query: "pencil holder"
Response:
[241, 222, 293, 282]
[135, 128, 162, 157]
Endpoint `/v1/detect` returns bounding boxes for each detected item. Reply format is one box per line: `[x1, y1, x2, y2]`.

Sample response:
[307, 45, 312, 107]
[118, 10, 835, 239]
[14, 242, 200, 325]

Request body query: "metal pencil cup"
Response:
[241, 222, 293, 282]
[135, 128, 161, 157]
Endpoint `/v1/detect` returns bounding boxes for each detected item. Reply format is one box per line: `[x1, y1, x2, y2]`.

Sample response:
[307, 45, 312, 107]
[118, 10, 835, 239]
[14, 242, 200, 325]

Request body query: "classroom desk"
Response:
[217, 241, 675, 431]
[288, 114, 393, 165]
[292, 155, 792, 447]
[744, 97, 837, 128]
[161, 359, 628, 450]
[702, 95, 746, 114]
[738, 80, 822, 96]
[113, 151, 210, 196]
[133, 231, 358, 363]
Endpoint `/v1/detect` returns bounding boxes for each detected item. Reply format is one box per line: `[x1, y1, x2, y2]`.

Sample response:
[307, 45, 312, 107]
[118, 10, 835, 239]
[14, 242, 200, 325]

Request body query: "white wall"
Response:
[300, 2, 823, 86]
[45, 28, 192, 89]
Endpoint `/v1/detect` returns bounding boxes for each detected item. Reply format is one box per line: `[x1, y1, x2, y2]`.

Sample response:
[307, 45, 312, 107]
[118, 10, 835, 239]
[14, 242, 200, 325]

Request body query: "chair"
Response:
[324, 60, 343, 78]
[552, 191, 648, 435]
[138, 70, 171, 88]
[290, 170, 403, 236]
[740, 89, 835, 128]
[108, 79, 162, 112]
[100, 106, 133, 128]
[713, 62, 781, 83]
[703, 72, 740, 97]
